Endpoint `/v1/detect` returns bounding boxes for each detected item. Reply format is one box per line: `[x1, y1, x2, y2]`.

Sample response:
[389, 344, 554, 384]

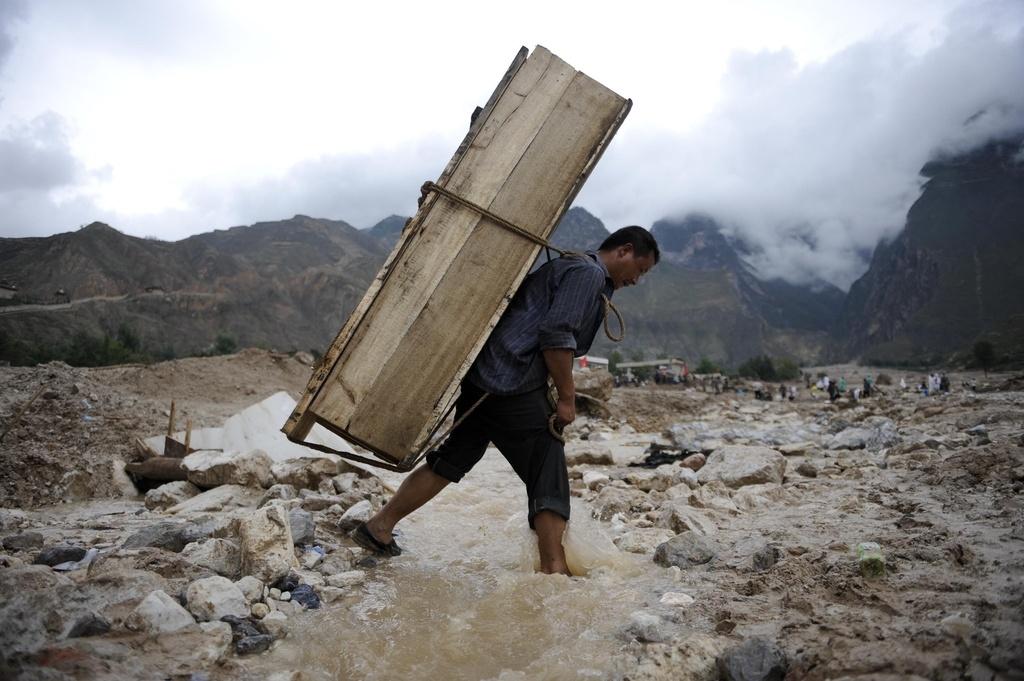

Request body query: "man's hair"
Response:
[599, 226, 660, 263]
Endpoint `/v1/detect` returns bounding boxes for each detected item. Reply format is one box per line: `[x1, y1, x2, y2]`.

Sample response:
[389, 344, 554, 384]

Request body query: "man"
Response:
[352, 226, 660, 575]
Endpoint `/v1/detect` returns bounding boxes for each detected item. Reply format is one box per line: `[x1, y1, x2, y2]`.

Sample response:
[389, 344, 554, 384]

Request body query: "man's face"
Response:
[608, 245, 656, 290]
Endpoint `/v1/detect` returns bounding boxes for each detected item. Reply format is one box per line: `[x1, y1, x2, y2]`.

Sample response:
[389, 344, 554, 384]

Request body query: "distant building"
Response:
[616, 357, 688, 380]
[574, 355, 609, 371]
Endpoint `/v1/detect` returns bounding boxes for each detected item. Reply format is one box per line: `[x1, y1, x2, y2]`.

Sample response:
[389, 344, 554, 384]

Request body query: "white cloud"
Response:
[578, 4, 1024, 288]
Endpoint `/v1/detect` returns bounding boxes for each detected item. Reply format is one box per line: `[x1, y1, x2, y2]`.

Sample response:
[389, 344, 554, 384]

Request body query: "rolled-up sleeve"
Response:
[538, 265, 605, 351]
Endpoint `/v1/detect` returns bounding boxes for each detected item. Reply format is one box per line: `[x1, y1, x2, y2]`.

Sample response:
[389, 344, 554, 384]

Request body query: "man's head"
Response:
[598, 226, 660, 289]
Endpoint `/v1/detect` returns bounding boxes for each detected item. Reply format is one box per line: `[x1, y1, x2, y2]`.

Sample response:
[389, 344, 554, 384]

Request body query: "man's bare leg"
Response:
[534, 510, 571, 575]
[365, 463, 450, 544]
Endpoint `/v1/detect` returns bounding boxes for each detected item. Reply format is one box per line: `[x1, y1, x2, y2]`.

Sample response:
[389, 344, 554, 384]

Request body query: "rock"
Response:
[197, 620, 234, 663]
[621, 611, 672, 643]
[145, 480, 202, 510]
[697, 446, 786, 488]
[776, 442, 816, 456]
[290, 584, 321, 609]
[589, 431, 614, 442]
[182, 539, 241, 578]
[125, 589, 196, 633]
[717, 637, 787, 681]
[674, 468, 700, 489]
[66, 612, 111, 638]
[582, 471, 610, 490]
[751, 544, 782, 572]
[941, 612, 973, 639]
[289, 508, 316, 545]
[2, 531, 44, 551]
[624, 468, 676, 492]
[236, 633, 274, 655]
[795, 462, 818, 477]
[238, 505, 299, 584]
[259, 483, 299, 507]
[681, 453, 706, 471]
[317, 549, 355, 575]
[591, 486, 649, 521]
[251, 602, 270, 618]
[325, 570, 366, 589]
[184, 448, 275, 489]
[300, 548, 324, 569]
[655, 501, 717, 536]
[319, 586, 346, 604]
[271, 456, 341, 490]
[731, 484, 790, 511]
[235, 576, 264, 603]
[565, 443, 615, 466]
[168, 484, 259, 514]
[654, 534, 718, 568]
[614, 528, 676, 554]
[33, 544, 88, 566]
[687, 480, 740, 514]
[123, 521, 210, 553]
[574, 368, 613, 401]
[186, 575, 249, 621]
[629, 632, 724, 680]
[659, 591, 696, 607]
[261, 610, 288, 638]
[828, 417, 900, 451]
[338, 500, 373, 532]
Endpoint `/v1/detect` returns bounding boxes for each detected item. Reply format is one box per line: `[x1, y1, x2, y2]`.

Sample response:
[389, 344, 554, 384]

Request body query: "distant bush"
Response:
[737, 355, 800, 381]
[213, 334, 238, 355]
[876, 373, 893, 385]
[973, 341, 995, 375]
[695, 357, 720, 374]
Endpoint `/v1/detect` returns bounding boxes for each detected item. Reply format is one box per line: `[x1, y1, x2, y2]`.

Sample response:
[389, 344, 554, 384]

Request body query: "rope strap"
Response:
[419, 180, 625, 343]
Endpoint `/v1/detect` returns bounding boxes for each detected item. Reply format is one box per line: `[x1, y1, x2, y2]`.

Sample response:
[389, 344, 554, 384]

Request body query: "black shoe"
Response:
[350, 522, 402, 557]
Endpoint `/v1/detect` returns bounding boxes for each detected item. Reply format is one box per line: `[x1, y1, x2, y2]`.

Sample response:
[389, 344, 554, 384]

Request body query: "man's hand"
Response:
[543, 348, 576, 429]
[555, 394, 576, 429]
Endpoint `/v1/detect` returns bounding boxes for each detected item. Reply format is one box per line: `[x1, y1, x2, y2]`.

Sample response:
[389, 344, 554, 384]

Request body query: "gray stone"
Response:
[271, 456, 341, 490]
[236, 633, 274, 655]
[338, 500, 372, 532]
[655, 500, 717, 536]
[564, 443, 615, 466]
[591, 486, 649, 521]
[621, 611, 672, 643]
[184, 448, 275, 489]
[66, 612, 111, 638]
[238, 505, 299, 583]
[186, 575, 249, 622]
[168, 484, 259, 514]
[235, 575, 264, 603]
[698, 446, 786, 488]
[181, 539, 241, 578]
[654, 533, 718, 568]
[2, 531, 44, 551]
[259, 484, 299, 508]
[145, 480, 202, 510]
[717, 637, 787, 681]
[317, 548, 355, 575]
[795, 462, 818, 477]
[613, 528, 676, 554]
[33, 544, 87, 566]
[123, 521, 211, 553]
[288, 508, 315, 545]
[125, 589, 196, 633]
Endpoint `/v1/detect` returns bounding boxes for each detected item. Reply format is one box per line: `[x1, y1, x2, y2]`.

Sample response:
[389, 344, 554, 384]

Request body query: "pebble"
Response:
[251, 603, 270, 619]
[659, 591, 696, 607]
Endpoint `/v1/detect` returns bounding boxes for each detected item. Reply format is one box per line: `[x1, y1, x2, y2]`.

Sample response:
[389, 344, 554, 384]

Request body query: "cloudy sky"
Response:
[1, 0, 1022, 288]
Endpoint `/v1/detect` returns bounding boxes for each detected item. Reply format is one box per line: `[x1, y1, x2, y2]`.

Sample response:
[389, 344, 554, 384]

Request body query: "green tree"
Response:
[609, 350, 623, 373]
[973, 340, 995, 375]
[117, 323, 141, 352]
[214, 334, 238, 355]
[695, 357, 719, 374]
[774, 358, 800, 380]
[738, 355, 777, 381]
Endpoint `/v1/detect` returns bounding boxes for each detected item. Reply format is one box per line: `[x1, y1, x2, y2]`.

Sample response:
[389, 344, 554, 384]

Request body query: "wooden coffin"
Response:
[283, 45, 630, 469]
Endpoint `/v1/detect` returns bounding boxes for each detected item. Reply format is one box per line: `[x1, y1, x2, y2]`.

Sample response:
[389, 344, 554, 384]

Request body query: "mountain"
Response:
[0, 216, 386, 358]
[836, 134, 1024, 364]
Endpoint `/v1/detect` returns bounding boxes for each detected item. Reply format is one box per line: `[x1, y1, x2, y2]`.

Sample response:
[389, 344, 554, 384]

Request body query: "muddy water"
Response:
[260, 450, 673, 681]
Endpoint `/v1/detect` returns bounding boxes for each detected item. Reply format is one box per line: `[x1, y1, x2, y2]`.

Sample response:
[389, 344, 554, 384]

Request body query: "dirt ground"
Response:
[0, 352, 1022, 680]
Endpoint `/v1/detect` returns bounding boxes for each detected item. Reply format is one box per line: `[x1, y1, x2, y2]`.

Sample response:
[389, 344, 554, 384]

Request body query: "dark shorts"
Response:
[425, 381, 570, 528]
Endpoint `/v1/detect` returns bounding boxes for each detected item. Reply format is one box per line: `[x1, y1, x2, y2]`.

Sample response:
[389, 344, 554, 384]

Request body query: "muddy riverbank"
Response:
[1, 353, 1022, 680]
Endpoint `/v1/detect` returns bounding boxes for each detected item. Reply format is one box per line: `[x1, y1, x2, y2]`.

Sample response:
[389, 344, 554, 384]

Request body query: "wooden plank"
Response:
[310, 48, 576, 425]
[287, 45, 630, 467]
[282, 47, 530, 441]
[344, 72, 626, 459]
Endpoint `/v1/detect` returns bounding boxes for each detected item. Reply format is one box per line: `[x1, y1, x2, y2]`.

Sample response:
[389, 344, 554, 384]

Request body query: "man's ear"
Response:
[618, 243, 635, 257]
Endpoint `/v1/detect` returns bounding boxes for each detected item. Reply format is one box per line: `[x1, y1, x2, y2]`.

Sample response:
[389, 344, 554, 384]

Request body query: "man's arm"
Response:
[543, 348, 575, 428]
